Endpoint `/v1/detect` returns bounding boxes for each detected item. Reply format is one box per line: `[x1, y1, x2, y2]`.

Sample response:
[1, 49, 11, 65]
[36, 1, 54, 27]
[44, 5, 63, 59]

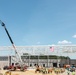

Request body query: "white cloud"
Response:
[72, 34, 76, 38]
[58, 40, 72, 44]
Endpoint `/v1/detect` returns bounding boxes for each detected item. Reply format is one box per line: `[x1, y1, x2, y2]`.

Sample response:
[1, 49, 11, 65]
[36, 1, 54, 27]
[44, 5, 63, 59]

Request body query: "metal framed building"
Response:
[0, 45, 76, 68]
[21, 55, 70, 67]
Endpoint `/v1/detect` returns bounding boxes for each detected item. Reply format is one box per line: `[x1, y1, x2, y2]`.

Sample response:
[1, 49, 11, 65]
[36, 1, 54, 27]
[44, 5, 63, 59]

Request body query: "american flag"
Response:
[50, 46, 54, 52]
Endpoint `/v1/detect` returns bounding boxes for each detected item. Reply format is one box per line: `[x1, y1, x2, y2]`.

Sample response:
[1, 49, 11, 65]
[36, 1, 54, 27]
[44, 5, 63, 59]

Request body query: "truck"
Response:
[0, 20, 28, 71]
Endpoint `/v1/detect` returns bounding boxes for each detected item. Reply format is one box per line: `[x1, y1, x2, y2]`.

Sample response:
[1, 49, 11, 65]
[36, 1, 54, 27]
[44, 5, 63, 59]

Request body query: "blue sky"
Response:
[0, 0, 76, 46]
[0, 0, 76, 59]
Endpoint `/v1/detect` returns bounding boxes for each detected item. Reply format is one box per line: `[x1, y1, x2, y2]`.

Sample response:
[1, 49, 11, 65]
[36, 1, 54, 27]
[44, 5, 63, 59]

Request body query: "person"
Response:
[67, 70, 70, 75]
[72, 70, 75, 75]
[35, 65, 40, 73]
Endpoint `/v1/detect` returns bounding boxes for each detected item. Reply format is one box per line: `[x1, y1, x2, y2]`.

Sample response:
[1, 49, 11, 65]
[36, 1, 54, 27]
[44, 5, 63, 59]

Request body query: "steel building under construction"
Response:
[0, 45, 76, 68]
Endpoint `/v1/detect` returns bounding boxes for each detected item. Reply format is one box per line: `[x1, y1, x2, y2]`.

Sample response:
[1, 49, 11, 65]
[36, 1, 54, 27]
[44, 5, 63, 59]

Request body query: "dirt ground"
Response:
[0, 69, 75, 75]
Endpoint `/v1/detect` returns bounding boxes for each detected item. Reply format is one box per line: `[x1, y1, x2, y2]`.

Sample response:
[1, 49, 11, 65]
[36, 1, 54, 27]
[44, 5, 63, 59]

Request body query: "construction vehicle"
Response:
[0, 20, 28, 71]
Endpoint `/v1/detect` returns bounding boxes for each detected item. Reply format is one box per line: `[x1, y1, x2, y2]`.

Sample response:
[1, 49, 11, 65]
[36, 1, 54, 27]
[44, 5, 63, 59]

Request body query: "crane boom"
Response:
[0, 20, 23, 64]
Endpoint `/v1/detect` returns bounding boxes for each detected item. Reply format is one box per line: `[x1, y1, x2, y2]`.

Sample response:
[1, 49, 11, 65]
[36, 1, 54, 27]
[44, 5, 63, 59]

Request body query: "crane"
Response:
[0, 20, 27, 71]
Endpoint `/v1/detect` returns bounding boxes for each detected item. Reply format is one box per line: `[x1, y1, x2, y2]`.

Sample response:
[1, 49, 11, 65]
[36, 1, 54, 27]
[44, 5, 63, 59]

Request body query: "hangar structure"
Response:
[0, 45, 76, 68]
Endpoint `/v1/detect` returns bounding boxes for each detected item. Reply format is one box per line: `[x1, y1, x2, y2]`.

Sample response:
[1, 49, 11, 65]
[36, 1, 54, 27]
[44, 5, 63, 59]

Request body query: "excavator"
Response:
[0, 20, 28, 71]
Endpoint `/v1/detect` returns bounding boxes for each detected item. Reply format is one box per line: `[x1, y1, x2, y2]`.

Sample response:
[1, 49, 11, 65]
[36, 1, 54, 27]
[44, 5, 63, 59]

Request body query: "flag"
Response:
[50, 46, 54, 52]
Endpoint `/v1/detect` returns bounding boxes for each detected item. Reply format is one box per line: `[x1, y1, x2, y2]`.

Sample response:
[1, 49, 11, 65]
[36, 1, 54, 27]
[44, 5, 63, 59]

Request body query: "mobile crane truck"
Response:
[0, 20, 28, 71]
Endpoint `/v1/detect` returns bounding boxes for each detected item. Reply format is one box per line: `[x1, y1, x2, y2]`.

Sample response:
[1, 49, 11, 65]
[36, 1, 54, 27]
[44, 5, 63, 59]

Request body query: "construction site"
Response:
[0, 20, 76, 75]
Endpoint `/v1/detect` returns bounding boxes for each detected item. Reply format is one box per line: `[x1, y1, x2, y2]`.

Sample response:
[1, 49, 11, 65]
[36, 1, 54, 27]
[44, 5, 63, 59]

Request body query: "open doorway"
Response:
[53, 63, 57, 67]
[43, 64, 45, 67]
